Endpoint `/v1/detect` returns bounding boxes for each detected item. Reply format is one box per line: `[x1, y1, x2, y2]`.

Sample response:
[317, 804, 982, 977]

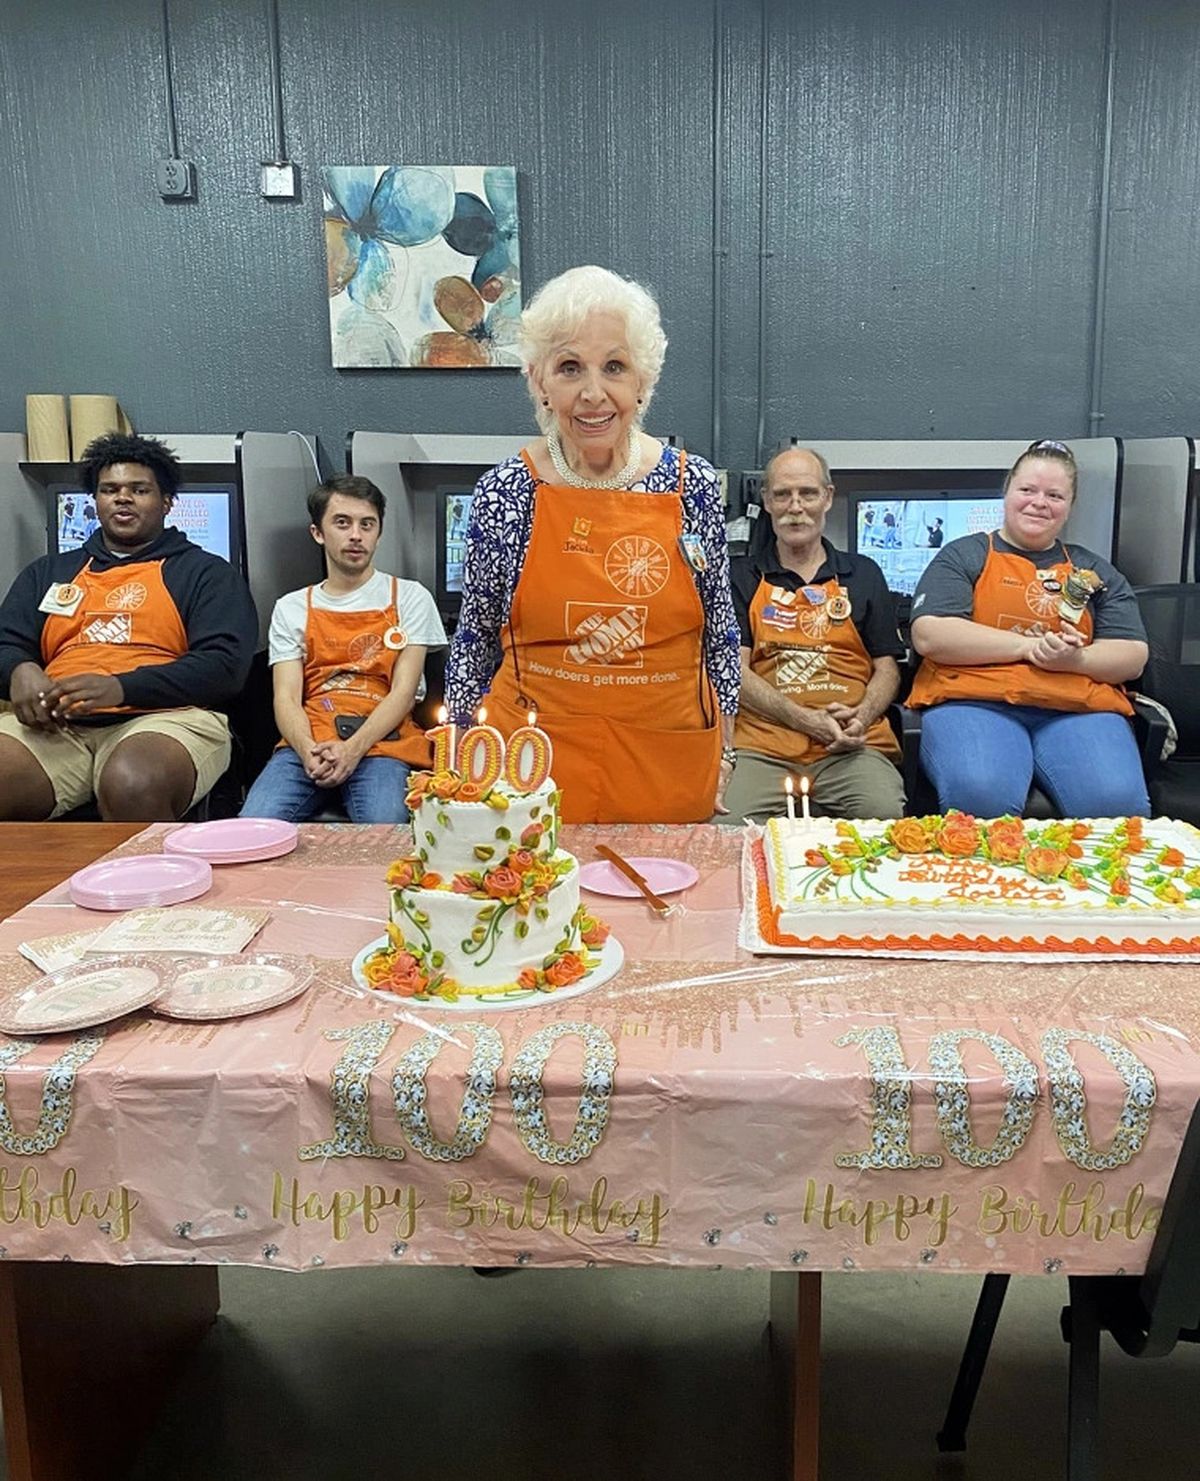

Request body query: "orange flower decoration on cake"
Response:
[938, 814, 982, 857]
[1025, 846, 1068, 881]
[986, 819, 1026, 863]
[386, 859, 419, 888]
[545, 952, 586, 987]
[456, 780, 486, 802]
[429, 773, 460, 800]
[483, 865, 523, 899]
[580, 916, 610, 947]
[889, 818, 934, 854]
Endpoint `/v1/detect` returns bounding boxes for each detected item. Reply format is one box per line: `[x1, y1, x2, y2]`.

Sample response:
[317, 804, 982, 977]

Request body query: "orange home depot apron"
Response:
[735, 575, 901, 766]
[41, 558, 186, 714]
[484, 450, 721, 823]
[301, 579, 431, 765]
[908, 537, 1133, 715]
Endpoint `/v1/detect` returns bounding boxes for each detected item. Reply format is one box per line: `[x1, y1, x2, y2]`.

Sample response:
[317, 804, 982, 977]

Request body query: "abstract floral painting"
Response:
[322, 164, 521, 369]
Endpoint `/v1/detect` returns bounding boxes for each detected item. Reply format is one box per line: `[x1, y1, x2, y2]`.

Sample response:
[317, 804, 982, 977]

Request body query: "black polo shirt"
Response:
[730, 540, 905, 659]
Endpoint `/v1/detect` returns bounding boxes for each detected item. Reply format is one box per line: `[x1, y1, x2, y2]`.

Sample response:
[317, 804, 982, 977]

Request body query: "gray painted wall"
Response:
[1, 0, 1197, 476]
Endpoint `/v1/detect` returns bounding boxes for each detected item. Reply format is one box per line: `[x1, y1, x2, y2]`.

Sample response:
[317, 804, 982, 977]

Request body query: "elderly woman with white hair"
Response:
[444, 264, 740, 823]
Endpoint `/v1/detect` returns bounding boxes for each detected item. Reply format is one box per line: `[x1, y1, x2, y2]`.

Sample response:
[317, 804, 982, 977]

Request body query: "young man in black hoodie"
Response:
[0, 434, 257, 820]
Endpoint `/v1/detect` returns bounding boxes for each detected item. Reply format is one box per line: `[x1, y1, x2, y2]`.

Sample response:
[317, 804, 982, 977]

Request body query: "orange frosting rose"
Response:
[986, 821, 1025, 863]
[510, 848, 537, 872]
[889, 818, 933, 854]
[456, 780, 485, 802]
[420, 871, 443, 889]
[520, 823, 544, 847]
[1162, 848, 1185, 869]
[1025, 846, 1068, 881]
[581, 917, 610, 947]
[451, 873, 478, 894]
[938, 816, 981, 857]
[518, 968, 540, 990]
[386, 859, 418, 888]
[545, 952, 586, 988]
[483, 865, 523, 899]
[430, 773, 460, 800]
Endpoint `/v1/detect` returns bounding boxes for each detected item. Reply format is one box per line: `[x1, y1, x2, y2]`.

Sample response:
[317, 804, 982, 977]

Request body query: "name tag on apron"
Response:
[39, 582, 85, 617]
[677, 532, 707, 573]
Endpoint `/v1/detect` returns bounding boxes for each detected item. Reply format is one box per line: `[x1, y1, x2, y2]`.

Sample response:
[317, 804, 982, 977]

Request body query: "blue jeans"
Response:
[919, 702, 1150, 818]
[241, 747, 411, 824]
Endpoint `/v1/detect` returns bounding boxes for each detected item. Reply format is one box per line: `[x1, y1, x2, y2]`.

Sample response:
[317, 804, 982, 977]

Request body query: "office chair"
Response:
[936, 1096, 1200, 1481]
[1133, 584, 1200, 826]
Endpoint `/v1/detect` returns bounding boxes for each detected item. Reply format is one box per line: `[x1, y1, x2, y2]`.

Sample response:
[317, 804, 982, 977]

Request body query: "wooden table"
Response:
[0, 823, 221, 1481]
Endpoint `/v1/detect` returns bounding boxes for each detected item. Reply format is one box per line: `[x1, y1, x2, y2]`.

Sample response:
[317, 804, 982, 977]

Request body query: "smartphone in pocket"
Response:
[335, 714, 399, 743]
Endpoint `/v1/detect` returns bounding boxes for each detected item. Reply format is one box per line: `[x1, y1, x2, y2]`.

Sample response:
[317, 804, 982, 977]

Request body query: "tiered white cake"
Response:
[364, 773, 608, 1000]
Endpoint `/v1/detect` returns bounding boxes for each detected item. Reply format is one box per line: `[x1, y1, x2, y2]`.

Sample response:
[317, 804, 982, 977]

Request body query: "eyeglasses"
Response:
[766, 485, 830, 507]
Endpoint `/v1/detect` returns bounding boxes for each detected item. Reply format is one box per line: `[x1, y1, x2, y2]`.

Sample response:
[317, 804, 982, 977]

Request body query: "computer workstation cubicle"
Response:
[741, 438, 1122, 631]
[3, 430, 321, 649]
[347, 431, 527, 630]
[1113, 437, 1200, 588]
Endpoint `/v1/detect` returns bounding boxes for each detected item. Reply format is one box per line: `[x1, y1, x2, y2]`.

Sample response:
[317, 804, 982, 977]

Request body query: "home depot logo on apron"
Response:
[909, 537, 1132, 715]
[735, 575, 901, 765]
[41, 558, 186, 714]
[301, 578, 431, 765]
[484, 449, 720, 823]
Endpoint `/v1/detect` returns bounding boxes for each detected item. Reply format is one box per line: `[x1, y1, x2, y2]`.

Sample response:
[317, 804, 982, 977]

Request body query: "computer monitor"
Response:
[435, 488, 476, 618]
[48, 482, 245, 573]
[841, 470, 1008, 598]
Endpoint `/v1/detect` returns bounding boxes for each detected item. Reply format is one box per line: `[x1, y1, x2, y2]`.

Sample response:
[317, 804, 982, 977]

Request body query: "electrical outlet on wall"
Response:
[260, 162, 299, 200]
[156, 158, 195, 200]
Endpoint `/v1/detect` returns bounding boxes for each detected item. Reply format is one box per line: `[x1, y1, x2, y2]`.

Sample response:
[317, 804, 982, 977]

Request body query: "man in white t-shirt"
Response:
[241, 475, 446, 822]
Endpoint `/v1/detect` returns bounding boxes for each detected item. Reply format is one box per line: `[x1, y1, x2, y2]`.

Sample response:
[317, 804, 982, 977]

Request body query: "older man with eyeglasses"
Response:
[718, 445, 905, 824]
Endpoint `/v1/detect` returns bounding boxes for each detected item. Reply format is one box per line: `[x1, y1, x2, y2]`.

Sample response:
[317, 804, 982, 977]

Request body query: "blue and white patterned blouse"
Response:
[445, 444, 741, 720]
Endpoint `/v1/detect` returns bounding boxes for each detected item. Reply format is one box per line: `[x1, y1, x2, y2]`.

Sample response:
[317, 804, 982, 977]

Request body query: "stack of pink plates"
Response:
[163, 818, 299, 865]
[69, 855, 213, 911]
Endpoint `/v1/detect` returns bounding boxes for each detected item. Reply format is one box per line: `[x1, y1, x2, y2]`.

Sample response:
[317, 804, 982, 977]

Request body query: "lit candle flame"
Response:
[527, 709, 537, 728]
[477, 705, 487, 725]
[785, 776, 794, 797]
[436, 703, 448, 725]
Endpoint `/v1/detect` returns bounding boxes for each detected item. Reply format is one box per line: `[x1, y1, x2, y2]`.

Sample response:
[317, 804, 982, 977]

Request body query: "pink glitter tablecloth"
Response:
[0, 821, 1194, 1275]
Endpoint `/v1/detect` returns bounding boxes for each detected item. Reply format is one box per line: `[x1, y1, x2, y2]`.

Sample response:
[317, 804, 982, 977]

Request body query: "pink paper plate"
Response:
[0, 956, 165, 1035]
[578, 857, 700, 899]
[163, 818, 299, 865]
[69, 855, 212, 911]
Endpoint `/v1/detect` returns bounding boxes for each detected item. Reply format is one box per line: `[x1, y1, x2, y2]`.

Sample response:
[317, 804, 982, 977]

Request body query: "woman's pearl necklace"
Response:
[546, 426, 643, 489]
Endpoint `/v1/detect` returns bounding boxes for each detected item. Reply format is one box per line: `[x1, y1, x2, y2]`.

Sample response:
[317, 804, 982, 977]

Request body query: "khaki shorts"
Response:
[0, 705, 231, 818]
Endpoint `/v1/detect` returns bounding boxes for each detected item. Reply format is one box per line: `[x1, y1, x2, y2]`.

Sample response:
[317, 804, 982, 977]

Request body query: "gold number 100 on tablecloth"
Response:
[835, 1025, 1157, 1174]
[298, 1020, 616, 1168]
